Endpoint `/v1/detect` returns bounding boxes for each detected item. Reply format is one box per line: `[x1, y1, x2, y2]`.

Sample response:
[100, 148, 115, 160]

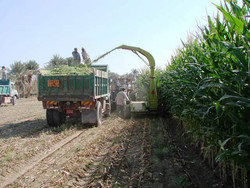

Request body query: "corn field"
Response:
[158, 0, 249, 187]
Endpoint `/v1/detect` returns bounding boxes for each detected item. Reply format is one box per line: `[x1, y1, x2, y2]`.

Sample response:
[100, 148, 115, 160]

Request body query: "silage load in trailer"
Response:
[43, 64, 93, 76]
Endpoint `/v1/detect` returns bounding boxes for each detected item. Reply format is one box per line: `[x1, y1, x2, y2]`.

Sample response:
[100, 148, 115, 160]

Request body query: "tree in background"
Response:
[45, 55, 67, 70]
[25, 60, 39, 71]
[9, 60, 39, 98]
[65, 57, 74, 66]
[9, 60, 39, 77]
[109, 71, 120, 81]
[9, 61, 25, 78]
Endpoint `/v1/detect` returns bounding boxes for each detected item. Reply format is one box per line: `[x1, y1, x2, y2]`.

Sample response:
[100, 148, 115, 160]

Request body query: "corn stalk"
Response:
[158, 0, 250, 186]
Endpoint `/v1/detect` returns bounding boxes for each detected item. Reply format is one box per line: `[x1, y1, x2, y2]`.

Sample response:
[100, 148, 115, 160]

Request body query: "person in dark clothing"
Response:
[2, 66, 7, 80]
[72, 48, 81, 65]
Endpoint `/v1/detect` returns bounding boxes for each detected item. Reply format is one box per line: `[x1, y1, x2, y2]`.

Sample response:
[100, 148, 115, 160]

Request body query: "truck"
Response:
[0, 79, 19, 106]
[37, 65, 111, 127]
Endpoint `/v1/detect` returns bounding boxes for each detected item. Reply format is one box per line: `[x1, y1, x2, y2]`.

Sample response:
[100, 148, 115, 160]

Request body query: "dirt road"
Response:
[0, 98, 227, 187]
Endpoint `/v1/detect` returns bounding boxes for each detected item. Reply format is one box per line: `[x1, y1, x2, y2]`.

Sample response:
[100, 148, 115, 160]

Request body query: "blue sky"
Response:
[0, 0, 221, 75]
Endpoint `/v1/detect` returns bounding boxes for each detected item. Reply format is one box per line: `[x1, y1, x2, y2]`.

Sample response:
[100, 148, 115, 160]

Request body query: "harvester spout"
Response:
[93, 44, 158, 112]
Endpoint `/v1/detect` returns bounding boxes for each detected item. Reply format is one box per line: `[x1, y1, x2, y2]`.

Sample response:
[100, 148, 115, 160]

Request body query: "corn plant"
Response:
[158, 0, 249, 187]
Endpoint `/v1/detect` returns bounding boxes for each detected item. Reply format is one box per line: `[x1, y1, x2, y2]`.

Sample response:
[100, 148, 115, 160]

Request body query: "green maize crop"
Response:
[158, 0, 249, 187]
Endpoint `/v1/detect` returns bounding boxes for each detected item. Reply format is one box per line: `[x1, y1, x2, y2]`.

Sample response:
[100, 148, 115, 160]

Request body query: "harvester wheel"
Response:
[46, 109, 55, 127]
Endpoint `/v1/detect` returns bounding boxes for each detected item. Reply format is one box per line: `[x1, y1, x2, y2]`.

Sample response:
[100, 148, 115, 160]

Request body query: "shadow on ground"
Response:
[0, 117, 91, 139]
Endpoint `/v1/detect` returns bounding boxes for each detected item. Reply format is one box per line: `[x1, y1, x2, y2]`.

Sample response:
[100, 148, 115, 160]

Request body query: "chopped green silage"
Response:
[43, 64, 93, 76]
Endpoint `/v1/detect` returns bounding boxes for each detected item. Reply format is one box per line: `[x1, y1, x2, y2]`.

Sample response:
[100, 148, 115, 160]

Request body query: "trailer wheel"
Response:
[46, 109, 55, 127]
[104, 97, 111, 117]
[60, 111, 66, 124]
[12, 96, 17, 105]
[96, 101, 102, 126]
[53, 110, 62, 127]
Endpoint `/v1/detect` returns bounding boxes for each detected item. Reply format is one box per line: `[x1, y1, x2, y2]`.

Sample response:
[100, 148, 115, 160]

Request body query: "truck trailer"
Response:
[37, 65, 111, 127]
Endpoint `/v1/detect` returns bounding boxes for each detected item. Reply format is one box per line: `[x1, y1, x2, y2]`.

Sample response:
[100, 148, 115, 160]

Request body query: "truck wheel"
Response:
[53, 110, 62, 127]
[12, 96, 17, 105]
[46, 109, 55, 127]
[60, 111, 66, 124]
[104, 97, 111, 117]
[96, 101, 102, 126]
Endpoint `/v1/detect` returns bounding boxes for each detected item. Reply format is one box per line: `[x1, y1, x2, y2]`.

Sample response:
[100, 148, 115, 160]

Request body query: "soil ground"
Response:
[0, 97, 229, 187]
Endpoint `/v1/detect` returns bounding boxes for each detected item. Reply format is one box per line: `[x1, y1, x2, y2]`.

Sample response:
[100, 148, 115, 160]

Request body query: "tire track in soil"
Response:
[85, 119, 150, 187]
[107, 119, 151, 187]
[0, 98, 85, 187]
[5, 116, 134, 188]
[83, 117, 228, 188]
[63, 121, 136, 188]
[0, 98, 81, 185]
[45, 119, 136, 188]
[0, 129, 86, 188]
[0, 116, 50, 183]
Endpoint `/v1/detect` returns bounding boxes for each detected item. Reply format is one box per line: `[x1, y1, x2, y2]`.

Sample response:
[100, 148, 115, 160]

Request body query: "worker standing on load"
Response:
[1, 66, 7, 80]
[81, 47, 91, 65]
[72, 48, 81, 65]
[115, 88, 130, 117]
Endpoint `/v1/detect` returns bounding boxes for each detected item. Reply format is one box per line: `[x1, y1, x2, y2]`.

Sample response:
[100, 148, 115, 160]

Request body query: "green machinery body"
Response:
[93, 45, 158, 113]
[37, 65, 109, 102]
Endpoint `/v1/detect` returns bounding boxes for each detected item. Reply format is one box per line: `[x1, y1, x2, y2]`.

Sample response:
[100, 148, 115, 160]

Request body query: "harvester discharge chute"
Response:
[93, 45, 158, 114]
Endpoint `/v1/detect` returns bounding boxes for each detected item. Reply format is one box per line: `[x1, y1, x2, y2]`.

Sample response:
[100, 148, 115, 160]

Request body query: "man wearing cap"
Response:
[115, 88, 130, 117]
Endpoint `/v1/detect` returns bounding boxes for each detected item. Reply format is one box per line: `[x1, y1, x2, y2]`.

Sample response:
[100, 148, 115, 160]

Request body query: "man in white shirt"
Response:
[81, 47, 91, 65]
[115, 88, 130, 117]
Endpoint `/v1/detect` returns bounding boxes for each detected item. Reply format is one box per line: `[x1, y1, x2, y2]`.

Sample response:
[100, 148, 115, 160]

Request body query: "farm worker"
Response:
[81, 47, 91, 65]
[115, 88, 130, 117]
[1, 66, 7, 80]
[72, 48, 81, 65]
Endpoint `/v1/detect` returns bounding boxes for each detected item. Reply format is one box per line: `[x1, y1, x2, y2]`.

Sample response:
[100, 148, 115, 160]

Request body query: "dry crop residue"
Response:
[0, 98, 84, 187]
[6, 116, 136, 187]
[0, 97, 44, 125]
[82, 118, 228, 187]
[1, 98, 228, 187]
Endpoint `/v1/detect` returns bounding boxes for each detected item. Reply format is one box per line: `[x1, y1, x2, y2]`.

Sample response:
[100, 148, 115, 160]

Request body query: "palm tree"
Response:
[9, 61, 25, 78]
[45, 55, 67, 70]
[10, 60, 40, 98]
[25, 60, 39, 71]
